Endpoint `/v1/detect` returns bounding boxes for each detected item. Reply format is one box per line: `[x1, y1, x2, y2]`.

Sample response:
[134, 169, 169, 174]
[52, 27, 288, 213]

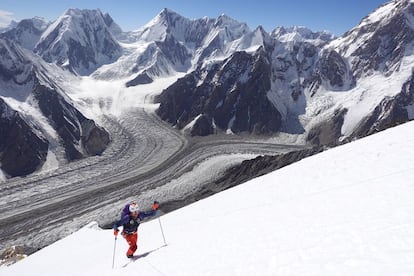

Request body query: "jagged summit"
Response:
[29, 16, 49, 32]
[230, 25, 273, 53]
[0, 17, 50, 51]
[357, 0, 409, 28]
[271, 26, 335, 45]
[158, 8, 182, 20]
[34, 8, 122, 75]
[131, 8, 249, 44]
[328, 0, 414, 78]
[132, 8, 189, 42]
[331, 0, 414, 53]
[152, 8, 185, 31]
[253, 25, 272, 43]
[154, 2, 414, 143]
[117, 9, 252, 83]
[214, 13, 247, 28]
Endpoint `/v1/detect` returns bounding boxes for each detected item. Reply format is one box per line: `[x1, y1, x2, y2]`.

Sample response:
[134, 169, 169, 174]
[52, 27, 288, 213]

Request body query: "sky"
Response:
[2, 117, 414, 275]
[0, 0, 389, 35]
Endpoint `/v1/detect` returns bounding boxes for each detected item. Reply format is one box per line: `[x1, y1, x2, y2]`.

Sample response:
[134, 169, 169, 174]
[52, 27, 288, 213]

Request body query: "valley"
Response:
[0, 106, 301, 254]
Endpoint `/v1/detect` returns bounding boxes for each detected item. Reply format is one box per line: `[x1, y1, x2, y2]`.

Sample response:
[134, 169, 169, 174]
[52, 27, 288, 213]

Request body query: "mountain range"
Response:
[1, 0, 414, 178]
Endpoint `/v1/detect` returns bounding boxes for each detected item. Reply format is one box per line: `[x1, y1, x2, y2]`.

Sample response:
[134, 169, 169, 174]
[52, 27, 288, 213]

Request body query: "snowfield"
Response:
[3, 120, 414, 275]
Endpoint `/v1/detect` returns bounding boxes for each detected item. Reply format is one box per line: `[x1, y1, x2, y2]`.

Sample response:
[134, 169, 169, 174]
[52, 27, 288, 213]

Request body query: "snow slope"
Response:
[3, 121, 414, 275]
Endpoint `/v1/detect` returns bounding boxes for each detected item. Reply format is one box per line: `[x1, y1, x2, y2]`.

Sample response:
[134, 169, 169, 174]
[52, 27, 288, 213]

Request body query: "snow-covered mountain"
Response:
[156, 47, 282, 135]
[306, 0, 414, 143]
[2, 119, 414, 275]
[1, 0, 414, 179]
[0, 17, 50, 51]
[156, 0, 414, 144]
[34, 8, 122, 75]
[0, 38, 110, 177]
[95, 8, 252, 85]
[271, 25, 335, 45]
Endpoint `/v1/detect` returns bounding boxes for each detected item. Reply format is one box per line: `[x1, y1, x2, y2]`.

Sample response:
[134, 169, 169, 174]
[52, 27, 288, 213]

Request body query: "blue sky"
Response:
[1, 0, 389, 35]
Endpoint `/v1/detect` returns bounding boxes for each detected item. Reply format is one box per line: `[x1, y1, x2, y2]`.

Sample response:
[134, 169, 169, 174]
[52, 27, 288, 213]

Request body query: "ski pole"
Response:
[158, 218, 167, 246]
[112, 236, 117, 269]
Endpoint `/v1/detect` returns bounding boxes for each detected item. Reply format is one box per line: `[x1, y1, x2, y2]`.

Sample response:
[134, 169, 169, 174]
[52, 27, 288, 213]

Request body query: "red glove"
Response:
[152, 201, 159, 210]
[114, 229, 119, 236]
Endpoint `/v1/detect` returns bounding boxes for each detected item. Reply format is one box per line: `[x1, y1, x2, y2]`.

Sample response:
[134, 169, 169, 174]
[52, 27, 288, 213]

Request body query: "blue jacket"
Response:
[113, 210, 157, 234]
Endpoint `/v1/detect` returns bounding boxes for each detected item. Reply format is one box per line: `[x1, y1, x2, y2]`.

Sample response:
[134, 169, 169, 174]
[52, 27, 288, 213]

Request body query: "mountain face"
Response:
[155, 0, 414, 146]
[332, 0, 414, 77]
[154, 21, 337, 136]
[156, 47, 282, 135]
[0, 38, 110, 177]
[349, 71, 414, 139]
[304, 0, 414, 144]
[106, 8, 251, 84]
[32, 81, 110, 160]
[34, 9, 122, 75]
[271, 26, 335, 46]
[0, 98, 49, 177]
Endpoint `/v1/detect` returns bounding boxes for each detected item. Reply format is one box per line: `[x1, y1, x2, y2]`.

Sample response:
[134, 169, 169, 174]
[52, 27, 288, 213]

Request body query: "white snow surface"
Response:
[67, 74, 185, 118]
[362, 0, 398, 27]
[3, 120, 414, 275]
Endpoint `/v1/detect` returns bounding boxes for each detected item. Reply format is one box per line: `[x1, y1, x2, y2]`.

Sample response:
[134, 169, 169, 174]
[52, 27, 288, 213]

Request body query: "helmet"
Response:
[129, 203, 140, 213]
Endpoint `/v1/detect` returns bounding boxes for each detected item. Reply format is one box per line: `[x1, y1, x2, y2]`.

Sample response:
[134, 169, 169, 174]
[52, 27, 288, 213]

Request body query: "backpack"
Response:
[121, 203, 131, 218]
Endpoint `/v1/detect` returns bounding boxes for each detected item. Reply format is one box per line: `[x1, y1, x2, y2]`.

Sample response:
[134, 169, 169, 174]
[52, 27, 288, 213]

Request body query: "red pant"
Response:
[122, 232, 138, 256]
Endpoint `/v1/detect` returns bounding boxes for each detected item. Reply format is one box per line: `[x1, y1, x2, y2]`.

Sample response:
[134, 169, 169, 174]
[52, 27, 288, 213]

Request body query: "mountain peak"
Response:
[134, 8, 188, 42]
[0, 16, 50, 50]
[329, 0, 414, 61]
[254, 25, 266, 33]
[215, 13, 247, 29]
[30, 16, 50, 31]
[155, 8, 184, 25]
[271, 26, 335, 45]
[159, 8, 180, 17]
[356, 0, 409, 30]
[35, 7, 122, 75]
[63, 8, 103, 17]
[251, 25, 272, 45]
[217, 13, 234, 22]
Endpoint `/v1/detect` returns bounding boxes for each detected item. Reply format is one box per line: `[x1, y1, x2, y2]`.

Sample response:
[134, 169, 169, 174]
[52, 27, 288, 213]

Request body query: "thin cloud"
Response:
[0, 10, 14, 28]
